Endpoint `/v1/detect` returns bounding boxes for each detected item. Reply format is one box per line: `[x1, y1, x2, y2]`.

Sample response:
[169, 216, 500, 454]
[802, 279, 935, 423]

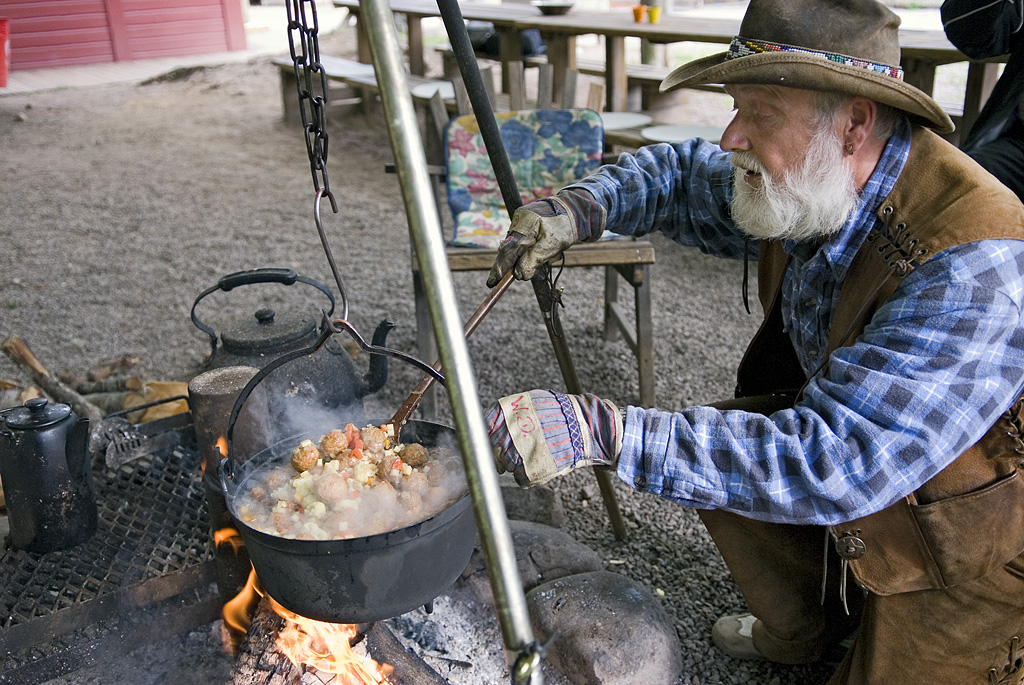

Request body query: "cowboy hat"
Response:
[660, 0, 954, 132]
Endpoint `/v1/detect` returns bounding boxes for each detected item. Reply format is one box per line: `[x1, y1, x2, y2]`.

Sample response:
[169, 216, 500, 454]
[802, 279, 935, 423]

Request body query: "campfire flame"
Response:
[221, 567, 262, 651]
[270, 597, 394, 684]
[215, 527, 245, 555]
[201, 436, 229, 478]
[219, 557, 392, 682]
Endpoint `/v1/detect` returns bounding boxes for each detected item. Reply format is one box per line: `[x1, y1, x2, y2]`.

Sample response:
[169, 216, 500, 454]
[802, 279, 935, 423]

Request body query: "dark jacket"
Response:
[941, 0, 1024, 150]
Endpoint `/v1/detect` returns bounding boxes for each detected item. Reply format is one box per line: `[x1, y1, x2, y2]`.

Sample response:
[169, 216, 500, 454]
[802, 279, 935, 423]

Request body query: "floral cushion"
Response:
[444, 109, 605, 249]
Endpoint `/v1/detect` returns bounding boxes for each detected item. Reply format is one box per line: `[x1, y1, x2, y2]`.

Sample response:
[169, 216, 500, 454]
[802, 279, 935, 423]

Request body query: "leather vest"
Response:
[737, 127, 1024, 595]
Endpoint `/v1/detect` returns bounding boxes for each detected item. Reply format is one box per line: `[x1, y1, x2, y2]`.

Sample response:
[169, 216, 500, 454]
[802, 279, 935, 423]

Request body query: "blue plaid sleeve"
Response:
[566, 139, 753, 260]
[616, 239, 1024, 525]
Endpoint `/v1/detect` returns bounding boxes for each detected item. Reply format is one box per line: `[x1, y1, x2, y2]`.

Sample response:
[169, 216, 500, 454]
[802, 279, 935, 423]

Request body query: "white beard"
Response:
[729, 125, 860, 242]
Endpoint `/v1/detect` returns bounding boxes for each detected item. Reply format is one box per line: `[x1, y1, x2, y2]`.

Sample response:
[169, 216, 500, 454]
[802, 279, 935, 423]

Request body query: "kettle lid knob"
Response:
[4, 397, 73, 430]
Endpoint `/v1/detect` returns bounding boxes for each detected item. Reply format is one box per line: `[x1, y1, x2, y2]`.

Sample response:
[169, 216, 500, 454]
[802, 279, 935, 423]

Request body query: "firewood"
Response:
[122, 380, 189, 423]
[228, 598, 450, 685]
[81, 391, 130, 415]
[231, 596, 302, 685]
[1, 336, 105, 425]
[72, 376, 142, 395]
[366, 623, 450, 685]
[58, 354, 140, 389]
[0, 378, 44, 411]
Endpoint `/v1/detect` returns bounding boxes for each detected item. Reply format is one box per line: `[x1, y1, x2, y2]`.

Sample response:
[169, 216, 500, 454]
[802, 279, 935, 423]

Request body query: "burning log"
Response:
[232, 596, 300, 685]
[1, 335, 105, 425]
[230, 591, 450, 685]
[364, 623, 450, 685]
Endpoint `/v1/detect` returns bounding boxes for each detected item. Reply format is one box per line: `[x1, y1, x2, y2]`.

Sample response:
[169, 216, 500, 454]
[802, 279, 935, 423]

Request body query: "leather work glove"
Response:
[486, 188, 608, 287]
[484, 389, 622, 487]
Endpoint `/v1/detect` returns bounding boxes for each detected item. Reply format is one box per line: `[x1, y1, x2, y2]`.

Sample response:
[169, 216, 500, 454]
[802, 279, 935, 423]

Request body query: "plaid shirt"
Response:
[569, 124, 1024, 525]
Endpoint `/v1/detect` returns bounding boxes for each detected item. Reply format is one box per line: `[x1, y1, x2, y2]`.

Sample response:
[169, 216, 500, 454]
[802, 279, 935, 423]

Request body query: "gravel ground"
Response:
[0, 19, 840, 685]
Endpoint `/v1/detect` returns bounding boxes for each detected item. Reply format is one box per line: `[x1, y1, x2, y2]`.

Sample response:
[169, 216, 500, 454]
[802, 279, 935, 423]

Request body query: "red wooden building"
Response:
[3, 0, 247, 71]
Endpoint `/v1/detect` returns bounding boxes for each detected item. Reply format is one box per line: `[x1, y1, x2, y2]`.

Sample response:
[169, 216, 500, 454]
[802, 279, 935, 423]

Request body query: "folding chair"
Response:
[411, 102, 656, 408]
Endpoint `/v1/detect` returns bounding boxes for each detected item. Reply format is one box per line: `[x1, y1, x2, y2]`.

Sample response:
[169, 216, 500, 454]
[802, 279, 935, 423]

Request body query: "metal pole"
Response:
[357, 0, 543, 682]
[433, 0, 627, 542]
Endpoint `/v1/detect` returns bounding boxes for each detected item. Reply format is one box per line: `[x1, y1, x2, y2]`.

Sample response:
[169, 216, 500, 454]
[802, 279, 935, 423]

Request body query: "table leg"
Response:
[605, 35, 627, 113]
[961, 61, 1000, 136]
[352, 12, 375, 114]
[900, 56, 936, 95]
[356, 14, 373, 64]
[407, 16, 425, 76]
[542, 33, 577, 107]
[497, 27, 524, 93]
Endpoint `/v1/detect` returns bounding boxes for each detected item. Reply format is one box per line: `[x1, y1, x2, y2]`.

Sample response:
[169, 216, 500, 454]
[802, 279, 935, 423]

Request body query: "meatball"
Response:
[361, 425, 388, 453]
[398, 489, 424, 517]
[319, 448, 351, 469]
[401, 442, 429, 467]
[290, 440, 321, 472]
[319, 429, 349, 457]
[249, 484, 269, 502]
[399, 470, 429, 493]
[264, 466, 293, 489]
[314, 473, 348, 504]
[424, 461, 445, 486]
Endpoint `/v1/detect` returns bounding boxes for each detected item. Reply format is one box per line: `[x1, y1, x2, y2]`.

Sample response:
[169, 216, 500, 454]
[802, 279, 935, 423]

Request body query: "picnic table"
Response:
[334, 0, 537, 82]
[331, 0, 1003, 139]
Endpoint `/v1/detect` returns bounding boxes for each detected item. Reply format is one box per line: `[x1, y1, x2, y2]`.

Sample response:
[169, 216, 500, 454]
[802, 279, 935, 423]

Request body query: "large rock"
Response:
[526, 570, 683, 685]
[457, 520, 604, 605]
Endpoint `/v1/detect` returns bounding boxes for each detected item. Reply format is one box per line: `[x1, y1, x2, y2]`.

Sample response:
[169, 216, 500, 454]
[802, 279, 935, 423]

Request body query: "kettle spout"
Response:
[362, 319, 395, 396]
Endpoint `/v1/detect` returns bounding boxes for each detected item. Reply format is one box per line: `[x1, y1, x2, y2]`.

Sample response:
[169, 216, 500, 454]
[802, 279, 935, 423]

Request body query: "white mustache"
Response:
[730, 151, 767, 176]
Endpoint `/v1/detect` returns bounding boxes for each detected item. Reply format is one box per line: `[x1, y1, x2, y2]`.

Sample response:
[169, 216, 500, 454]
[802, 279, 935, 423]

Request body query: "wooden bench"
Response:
[272, 55, 450, 124]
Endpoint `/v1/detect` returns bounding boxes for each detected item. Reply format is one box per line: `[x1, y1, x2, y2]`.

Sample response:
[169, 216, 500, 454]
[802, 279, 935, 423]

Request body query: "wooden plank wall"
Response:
[5, 0, 115, 69]
[4, 0, 246, 71]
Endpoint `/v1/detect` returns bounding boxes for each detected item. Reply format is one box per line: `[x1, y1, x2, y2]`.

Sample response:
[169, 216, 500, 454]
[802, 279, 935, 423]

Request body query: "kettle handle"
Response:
[189, 267, 336, 357]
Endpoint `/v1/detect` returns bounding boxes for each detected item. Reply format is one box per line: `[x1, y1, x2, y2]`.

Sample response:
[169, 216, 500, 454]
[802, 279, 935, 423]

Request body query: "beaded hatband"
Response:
[727, 36, 904, 81]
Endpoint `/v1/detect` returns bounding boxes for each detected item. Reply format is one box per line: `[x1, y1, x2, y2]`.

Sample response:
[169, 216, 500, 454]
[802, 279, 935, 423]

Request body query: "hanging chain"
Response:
[286, 0, 338, 213]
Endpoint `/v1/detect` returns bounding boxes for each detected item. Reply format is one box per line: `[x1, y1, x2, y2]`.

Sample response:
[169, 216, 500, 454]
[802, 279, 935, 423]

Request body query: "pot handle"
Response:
[189, 267, 337, 357]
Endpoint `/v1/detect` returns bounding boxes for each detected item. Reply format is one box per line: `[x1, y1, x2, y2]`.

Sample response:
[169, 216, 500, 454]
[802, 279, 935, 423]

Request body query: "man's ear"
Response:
[843, 97, 878, 155]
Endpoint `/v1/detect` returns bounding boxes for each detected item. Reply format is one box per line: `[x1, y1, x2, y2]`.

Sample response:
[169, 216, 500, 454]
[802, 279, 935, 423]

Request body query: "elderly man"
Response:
[484, 0, 1024, 683]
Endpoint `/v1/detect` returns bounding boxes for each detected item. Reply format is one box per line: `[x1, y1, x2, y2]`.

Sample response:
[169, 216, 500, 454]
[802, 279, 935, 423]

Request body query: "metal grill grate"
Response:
[0, 414, 221, 681]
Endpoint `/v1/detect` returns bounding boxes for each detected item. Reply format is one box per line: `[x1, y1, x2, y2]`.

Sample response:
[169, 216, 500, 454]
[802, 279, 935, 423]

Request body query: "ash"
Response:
[385, 592, 572, 685]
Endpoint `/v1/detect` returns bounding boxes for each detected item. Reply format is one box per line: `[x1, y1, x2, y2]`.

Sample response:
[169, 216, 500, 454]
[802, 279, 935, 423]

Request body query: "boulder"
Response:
[457, 520, 603, 604]
[526, 570, 683, 685]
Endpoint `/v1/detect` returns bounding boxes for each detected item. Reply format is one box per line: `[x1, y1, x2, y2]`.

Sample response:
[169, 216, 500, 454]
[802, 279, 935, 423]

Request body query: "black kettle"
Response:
[190, 267, 391, 426]
[0, 398, 98, 553]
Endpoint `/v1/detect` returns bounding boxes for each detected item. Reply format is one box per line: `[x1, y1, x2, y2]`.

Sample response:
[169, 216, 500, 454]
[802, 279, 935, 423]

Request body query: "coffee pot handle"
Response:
[65, 417, 92, 484]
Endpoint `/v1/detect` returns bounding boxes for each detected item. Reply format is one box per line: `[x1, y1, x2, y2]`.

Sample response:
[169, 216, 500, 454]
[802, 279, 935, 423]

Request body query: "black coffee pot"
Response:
[0, 398, 98, 552]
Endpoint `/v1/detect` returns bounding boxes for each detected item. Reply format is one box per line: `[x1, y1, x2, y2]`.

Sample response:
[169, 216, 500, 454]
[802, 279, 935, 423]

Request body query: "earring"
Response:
[845, 142, 855, 156]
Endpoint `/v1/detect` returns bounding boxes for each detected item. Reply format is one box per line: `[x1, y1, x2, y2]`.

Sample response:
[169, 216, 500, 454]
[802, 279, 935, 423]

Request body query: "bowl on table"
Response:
[531, 0, 576, 15]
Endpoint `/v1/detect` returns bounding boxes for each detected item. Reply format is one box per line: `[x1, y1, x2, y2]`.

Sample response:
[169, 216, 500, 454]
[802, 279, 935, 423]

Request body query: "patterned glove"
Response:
[486, 188, 608, 287]
[484, 389, 622, 487]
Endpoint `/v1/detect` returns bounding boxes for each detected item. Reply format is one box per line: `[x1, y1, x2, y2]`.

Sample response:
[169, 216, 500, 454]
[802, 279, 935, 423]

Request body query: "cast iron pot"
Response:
[219, 419, 475, 623]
